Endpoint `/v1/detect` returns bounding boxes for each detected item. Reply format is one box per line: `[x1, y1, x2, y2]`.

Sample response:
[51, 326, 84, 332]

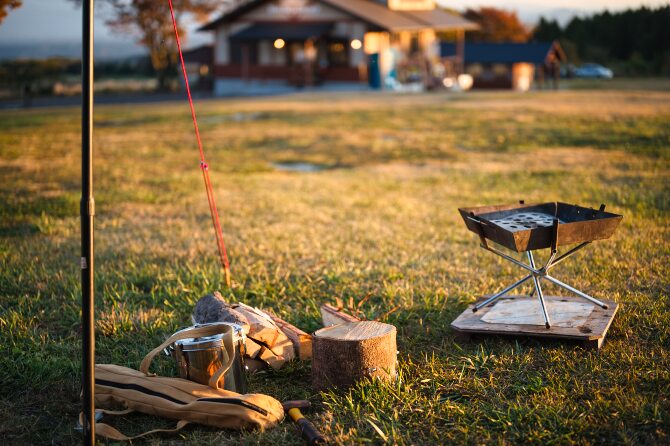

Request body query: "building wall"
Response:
[464, 62, 538, 90]
[215, 23, 249, 64]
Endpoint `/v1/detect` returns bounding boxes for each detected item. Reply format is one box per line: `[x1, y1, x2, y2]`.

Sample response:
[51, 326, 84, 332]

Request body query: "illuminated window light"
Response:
[350, 39, 362, 50]
[274, 38, 285, 49]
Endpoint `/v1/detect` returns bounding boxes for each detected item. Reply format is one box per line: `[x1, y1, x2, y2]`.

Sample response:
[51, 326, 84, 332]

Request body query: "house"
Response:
[440, 41, 567, 91]
[182, 45, 214, 90]
[199, 0, 477, 94]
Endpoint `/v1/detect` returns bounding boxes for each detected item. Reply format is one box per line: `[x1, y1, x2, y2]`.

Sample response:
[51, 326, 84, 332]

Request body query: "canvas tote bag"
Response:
[83, 323, 284, 440]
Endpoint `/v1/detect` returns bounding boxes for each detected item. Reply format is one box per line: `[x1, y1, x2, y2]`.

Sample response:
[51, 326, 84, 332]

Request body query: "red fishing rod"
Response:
[168, 0, 232, 288]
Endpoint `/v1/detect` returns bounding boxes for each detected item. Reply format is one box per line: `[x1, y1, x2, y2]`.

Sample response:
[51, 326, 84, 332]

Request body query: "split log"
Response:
[191, 293, 295, 369]
[320, 303, 360, 327]
[245, 337, 287, 369]
[232, 303, 296, 366]
[245, 337, 262, 359]
[259, 309, 313, 360]
[312, 321, 397, 391]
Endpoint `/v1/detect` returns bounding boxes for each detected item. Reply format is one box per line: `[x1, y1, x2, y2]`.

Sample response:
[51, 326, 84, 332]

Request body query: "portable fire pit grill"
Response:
[458, 201, 622, 328]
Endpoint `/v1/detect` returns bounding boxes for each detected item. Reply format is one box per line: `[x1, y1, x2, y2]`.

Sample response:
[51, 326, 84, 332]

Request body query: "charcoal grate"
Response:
[489, 212, 564, 232]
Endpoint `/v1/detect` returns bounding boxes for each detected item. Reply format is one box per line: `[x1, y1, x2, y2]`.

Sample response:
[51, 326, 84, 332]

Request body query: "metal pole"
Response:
[527, 251, 551, 328]
[481, 244, 538, 274]
[546, 242, 590, 271]
[473, 274, 533, 312]
[81, 0, 95, 443]
[544, 275, 609, 309]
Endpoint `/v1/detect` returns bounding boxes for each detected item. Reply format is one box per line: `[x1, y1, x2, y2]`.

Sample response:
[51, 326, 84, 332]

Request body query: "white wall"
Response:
[214, 23, 250, 65]
[215, 26, 229, 64]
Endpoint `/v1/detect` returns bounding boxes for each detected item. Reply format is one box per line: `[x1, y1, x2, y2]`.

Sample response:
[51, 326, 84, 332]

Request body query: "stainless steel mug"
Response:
[166, 323, 247, 394]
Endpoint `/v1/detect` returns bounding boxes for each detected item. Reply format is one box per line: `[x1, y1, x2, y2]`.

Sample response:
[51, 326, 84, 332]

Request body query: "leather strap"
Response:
[140, 323, 236, 390]
[80, 411, 189, 440]
[97, 408, 134, 416]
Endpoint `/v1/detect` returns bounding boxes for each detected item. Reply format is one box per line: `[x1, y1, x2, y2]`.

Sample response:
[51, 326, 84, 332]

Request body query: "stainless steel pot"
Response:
[166, 323, 247, 394]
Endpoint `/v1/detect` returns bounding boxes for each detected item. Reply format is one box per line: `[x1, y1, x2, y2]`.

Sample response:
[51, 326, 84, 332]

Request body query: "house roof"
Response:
[320, 0, 426, 31]
[200, 0, 476, 33]
[440, 41, 566, 64]
[401, 9, 479, 31]
[230, 23, 333, 40]
[200, 0, 265, 31]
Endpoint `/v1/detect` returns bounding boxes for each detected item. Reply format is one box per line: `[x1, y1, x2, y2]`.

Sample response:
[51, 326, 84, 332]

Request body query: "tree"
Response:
[71, 0, 222, 90]
[0, 0, 21, 24]
[533, 17, 562, 42]
[560, 5, 670, 75]
[464, 7, 529, 43]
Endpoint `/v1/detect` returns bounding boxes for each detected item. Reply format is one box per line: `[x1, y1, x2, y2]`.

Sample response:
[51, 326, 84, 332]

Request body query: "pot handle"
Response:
[140, 322, 235, 383]
[207, 329, 236, 390]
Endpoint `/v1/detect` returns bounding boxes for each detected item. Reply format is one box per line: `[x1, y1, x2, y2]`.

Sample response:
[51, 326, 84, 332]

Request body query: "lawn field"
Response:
[1, 88, 669, 445]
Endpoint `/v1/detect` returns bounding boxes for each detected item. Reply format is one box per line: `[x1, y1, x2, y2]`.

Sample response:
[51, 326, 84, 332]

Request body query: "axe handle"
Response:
[288, 408, 326, 445]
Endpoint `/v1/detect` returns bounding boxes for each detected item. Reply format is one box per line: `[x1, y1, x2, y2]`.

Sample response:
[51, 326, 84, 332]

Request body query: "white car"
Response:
[574, 63, 614, 79]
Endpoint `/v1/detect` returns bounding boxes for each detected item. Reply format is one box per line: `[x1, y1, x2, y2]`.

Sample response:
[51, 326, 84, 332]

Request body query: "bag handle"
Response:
[140, 322, 236, 389]
[79, 411, 189, 441]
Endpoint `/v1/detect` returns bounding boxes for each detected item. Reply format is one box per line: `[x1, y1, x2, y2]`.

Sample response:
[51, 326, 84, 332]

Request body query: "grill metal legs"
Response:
[527, 251, 551, 328]
[544, 274, 609, 309]
[472, 243, 608, 328]
[473, 274, 533, 312]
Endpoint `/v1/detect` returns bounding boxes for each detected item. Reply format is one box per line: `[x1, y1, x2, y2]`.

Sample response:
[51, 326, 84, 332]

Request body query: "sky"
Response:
[0, 0, 668, 59]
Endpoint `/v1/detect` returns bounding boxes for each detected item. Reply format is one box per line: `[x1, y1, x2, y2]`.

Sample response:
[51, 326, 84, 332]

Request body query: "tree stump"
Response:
[312, 321, 397, 391]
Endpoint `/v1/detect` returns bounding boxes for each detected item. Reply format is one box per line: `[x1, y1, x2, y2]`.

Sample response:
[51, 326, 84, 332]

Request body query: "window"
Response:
[466, 63, 483, 77]
[327, 41, 348, 67]
[493, 64, 510, 76]
[230, 42, 258, 64]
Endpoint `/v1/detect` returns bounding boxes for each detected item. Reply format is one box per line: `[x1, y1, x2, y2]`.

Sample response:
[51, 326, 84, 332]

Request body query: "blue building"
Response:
[441, 41, 566, 90]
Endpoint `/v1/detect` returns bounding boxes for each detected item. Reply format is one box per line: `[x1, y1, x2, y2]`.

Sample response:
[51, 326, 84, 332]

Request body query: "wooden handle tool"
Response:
[282, 401, 326, 445]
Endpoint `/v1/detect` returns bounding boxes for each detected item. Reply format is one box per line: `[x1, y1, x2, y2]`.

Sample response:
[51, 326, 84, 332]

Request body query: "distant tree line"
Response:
[1, 0, 222, 92]
[0, 57, 156, 96]
[533, 5, 670, 76]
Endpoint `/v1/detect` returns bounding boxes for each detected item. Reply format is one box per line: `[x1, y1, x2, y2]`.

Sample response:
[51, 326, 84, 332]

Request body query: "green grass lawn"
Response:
[1, 87, 669, 445]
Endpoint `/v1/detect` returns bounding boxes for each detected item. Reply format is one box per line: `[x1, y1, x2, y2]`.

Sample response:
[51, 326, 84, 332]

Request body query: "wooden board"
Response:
[320, 303, 361, 327]
[451, 295, 619, 349]
[480, 299, 594, 327]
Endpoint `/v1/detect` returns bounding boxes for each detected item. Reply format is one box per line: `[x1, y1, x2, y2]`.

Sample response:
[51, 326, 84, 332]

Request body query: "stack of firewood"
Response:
[192, 293, 397, 389]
